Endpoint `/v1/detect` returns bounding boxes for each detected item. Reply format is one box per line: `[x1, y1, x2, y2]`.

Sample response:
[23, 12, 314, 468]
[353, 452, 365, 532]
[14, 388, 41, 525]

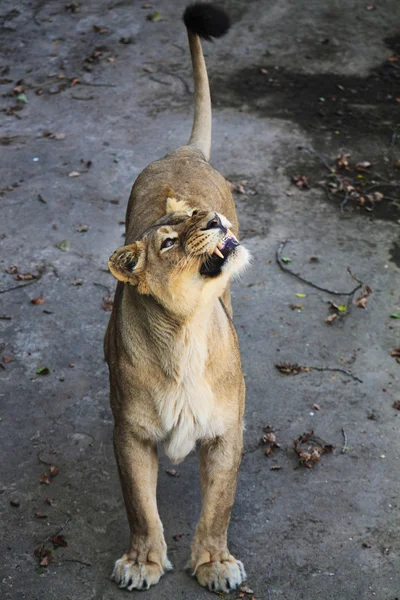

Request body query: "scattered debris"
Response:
[34, 517, 70, 567]
[68, 171, 80, 178]
[270, 465, 282, 471]
[173, 533, 184, 541]
[30, 297, 45, 305]
[391, 313, 400, 319]
[300, 147, 399, 213]
[10, 499, 20, 507]
[312, 403, 321, 411]
[3, 355, 14, 363]
[294, 431, 334, 468]
[393, 401, 400, 410]
[76, 224, 88, 232]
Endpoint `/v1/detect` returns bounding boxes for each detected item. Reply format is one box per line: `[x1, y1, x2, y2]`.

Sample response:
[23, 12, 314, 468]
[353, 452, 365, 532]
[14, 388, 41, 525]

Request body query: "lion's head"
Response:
[108, 198, 250, 316]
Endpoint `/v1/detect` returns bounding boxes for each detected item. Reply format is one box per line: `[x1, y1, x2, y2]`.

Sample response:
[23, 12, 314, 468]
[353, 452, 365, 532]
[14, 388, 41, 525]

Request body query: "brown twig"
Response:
[276, 241, 362, 297]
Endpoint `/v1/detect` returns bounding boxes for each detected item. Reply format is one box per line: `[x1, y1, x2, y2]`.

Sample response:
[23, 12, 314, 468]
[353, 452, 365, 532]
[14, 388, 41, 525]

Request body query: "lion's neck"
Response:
[141, 294, 214, 382]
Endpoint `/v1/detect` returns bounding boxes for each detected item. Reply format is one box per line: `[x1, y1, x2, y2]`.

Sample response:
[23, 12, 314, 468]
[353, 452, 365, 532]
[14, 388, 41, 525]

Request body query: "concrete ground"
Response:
[1, 1, 399, 599]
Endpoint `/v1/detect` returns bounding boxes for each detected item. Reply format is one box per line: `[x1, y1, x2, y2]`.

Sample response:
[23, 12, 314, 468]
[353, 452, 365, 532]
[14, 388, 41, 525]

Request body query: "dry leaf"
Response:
[293, 431, 334, 468]
[355, 161, 372, 170]
[51, 535, 67, 548]
[275, 362, 309, 375]
[30, 297, 45, 305]
[292, 174, 310, 189]
[336, 152, 351, 170]
[49, 465, 59, 477]
[355, 284, 372, 309]
[40, 472, 50, 485]
[3, 355, 14, 364]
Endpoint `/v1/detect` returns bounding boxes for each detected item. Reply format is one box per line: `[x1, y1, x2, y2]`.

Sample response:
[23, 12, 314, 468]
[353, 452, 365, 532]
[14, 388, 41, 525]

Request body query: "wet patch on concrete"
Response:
[212, 35, 400, 144]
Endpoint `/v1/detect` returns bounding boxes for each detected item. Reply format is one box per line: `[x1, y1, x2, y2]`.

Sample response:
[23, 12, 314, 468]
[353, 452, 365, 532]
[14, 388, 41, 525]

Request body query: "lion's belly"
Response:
[156, 377, 224, 464]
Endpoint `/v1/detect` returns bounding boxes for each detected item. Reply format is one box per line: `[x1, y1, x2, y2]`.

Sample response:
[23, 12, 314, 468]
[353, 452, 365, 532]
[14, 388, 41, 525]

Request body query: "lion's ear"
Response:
[165, 196, 191, 214]
[108, 242, 144, 284]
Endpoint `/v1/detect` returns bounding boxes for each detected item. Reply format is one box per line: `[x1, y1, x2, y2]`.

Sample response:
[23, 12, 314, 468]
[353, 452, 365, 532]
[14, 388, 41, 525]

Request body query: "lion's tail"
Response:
[183, 3, 230, 162]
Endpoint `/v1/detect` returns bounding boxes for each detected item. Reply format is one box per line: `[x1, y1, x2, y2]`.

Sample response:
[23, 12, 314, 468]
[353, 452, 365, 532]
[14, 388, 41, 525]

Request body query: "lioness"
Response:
[105, 2, 250, 593]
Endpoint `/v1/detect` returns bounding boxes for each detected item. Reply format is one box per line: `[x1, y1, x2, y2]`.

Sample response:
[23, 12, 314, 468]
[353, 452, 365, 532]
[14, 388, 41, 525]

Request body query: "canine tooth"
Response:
[227, 228, 237, 241]
[217, 242, 223, 249]
[214, 247, 224, 259]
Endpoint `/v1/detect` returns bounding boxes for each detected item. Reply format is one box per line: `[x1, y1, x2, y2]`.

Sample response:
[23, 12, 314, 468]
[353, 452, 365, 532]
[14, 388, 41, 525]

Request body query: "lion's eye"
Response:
[161, 237, 176, 250]
[192, 209, 199, 216]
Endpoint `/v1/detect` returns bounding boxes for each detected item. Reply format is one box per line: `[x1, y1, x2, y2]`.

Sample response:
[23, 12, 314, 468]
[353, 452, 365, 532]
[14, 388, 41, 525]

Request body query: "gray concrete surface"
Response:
[1, 1, 399, 599]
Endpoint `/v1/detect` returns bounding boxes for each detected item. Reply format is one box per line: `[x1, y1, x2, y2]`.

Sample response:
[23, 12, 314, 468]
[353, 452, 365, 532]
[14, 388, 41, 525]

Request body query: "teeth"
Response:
[214, 247, 224, 259]
[227, 229, 237, 241]
[217, 242, 223, 249]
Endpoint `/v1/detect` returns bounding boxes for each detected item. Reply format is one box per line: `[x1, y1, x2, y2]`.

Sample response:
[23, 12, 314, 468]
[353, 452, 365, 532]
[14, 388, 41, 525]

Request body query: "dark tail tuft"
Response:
[183, 3, 230, 41]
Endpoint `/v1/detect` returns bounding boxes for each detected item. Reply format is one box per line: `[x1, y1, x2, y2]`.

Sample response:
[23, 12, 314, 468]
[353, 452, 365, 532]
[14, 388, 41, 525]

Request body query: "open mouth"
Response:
[200, 230, 240, 277]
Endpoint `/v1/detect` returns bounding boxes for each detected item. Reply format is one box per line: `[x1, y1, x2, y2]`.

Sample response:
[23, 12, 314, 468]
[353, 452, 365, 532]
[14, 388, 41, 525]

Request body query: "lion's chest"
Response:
[154, 326, 224, 464]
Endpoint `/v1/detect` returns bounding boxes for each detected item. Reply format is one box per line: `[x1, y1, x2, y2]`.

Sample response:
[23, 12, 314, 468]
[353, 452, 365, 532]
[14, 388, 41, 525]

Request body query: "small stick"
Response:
[276, 241, 362, 297]
[309, 366, 362, 383]
[341, 428, 349, 453]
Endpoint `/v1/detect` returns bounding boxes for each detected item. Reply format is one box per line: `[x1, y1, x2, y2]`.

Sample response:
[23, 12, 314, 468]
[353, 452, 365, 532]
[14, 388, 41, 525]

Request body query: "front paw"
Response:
[111, 552, 173, 591]
[194, 556, 246, 593]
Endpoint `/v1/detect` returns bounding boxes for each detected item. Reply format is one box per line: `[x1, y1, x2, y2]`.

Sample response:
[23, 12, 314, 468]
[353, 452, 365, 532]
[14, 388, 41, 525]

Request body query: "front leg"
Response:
[111, 424, 172, 591]
[191, 428, 246, 593]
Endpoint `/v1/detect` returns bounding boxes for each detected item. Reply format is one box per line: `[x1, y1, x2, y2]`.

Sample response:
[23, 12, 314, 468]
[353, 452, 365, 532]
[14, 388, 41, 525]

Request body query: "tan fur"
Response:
[105, 11, 249, 595]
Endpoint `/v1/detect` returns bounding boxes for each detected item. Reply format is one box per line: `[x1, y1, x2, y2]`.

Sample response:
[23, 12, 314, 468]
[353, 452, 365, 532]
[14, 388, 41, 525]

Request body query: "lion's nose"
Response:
[205, 213, 222, 229]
